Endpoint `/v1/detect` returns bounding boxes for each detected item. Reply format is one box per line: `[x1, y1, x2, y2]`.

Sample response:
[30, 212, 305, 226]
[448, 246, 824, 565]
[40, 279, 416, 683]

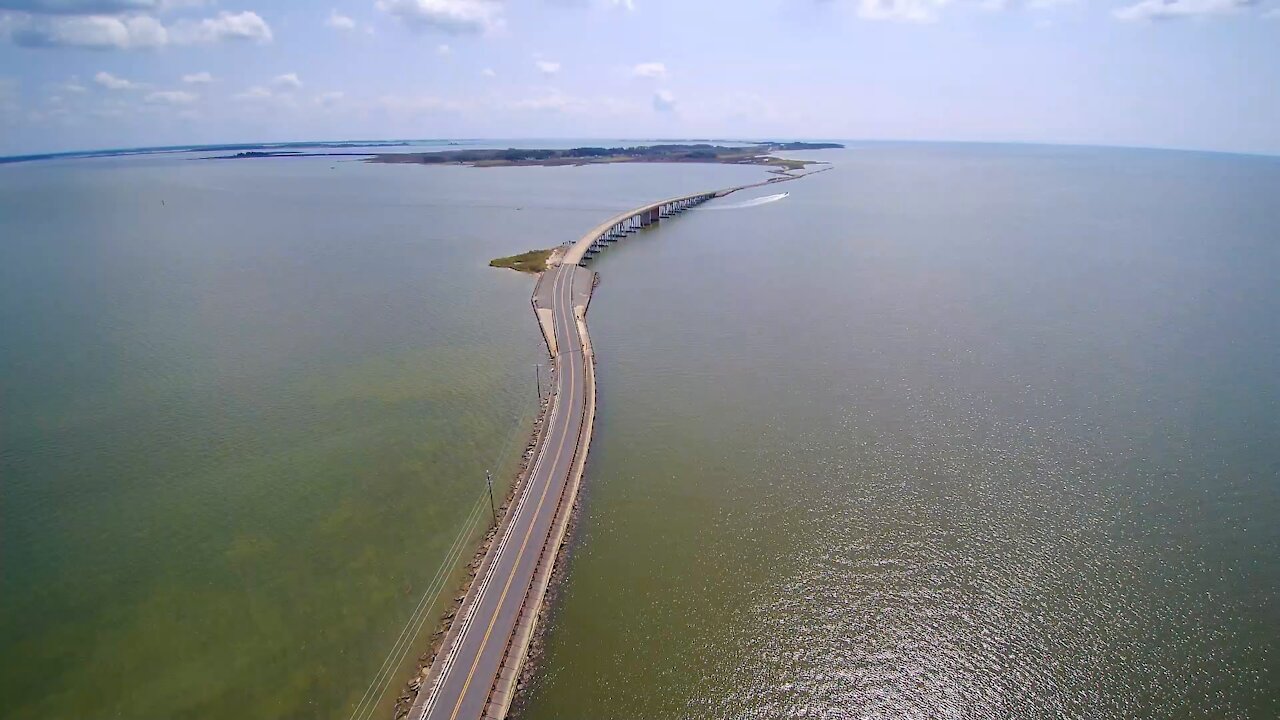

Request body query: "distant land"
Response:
[364, 142, 843, 170]
[0, 140, 412, 165]
[0, 140, 843, 167]
[214, 142, 844, 171]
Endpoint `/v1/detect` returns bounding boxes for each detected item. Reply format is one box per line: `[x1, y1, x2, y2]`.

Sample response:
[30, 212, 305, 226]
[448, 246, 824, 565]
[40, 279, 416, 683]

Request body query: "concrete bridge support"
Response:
[566, 189, 722, 267]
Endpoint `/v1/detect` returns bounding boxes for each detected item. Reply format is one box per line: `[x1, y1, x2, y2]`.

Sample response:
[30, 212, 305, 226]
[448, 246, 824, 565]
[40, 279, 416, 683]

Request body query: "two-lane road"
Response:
[410, 264, 587, 720]
[407, 178, 826, 720]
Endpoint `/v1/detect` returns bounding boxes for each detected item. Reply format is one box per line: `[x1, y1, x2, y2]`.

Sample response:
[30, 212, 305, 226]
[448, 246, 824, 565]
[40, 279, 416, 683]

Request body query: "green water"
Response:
[0, 152, 762, 719]
[4, 145, 1277, 720]
[521, 145, 1279, 718]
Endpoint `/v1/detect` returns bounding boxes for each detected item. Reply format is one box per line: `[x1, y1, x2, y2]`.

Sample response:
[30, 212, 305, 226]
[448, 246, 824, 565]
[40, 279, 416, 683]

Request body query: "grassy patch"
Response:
[490, 249, 553, 274]
[756, 156, 809, 171]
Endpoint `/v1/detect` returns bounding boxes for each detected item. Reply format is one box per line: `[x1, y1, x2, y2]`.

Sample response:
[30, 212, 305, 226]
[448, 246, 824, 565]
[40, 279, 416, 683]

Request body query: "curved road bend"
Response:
[410, 263, 586, 720]
[410, 176, 827, 720]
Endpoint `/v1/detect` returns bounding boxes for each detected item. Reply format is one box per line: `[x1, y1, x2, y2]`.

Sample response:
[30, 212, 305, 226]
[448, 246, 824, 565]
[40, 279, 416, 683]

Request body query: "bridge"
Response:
[563, 191, 721, 266]
[408, 173, 821, 720]
[405, 187, 722, 720]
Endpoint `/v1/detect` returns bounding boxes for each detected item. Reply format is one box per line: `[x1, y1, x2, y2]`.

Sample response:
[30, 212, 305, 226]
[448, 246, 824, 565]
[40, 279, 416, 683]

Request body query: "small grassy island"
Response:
[490, 248, 553, 273]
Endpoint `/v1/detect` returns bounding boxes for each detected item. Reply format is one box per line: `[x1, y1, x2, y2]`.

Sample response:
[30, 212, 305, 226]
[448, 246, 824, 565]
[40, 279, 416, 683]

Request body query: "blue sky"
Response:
[1, 0, 1277, 156]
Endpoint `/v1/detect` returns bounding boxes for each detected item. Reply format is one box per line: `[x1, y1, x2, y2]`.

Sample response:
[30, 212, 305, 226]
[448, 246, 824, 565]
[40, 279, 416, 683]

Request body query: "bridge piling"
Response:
[560, 188, 727, 267]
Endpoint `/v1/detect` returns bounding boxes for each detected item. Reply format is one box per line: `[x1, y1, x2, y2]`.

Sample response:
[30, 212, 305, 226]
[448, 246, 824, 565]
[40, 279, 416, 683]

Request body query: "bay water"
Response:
[2, 144, 1276, 719]
[0, 150, 757, 719]
[520, 144, 1279, 720]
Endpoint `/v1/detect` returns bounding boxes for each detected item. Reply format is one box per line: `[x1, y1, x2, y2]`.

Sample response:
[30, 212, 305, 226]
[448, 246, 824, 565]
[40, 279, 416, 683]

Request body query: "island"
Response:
[202, 141, 844, 171]
[367, 142, 842, 171]
[489, 248, 554, 273]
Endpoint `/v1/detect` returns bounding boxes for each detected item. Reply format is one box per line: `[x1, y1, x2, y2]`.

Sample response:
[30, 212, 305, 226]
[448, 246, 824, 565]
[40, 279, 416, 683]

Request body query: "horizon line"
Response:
[3, 137, 1277, 166]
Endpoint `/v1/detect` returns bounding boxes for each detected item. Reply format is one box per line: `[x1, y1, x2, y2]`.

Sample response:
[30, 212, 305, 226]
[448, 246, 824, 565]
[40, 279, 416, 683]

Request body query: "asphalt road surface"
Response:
[412, 263, 586, 720]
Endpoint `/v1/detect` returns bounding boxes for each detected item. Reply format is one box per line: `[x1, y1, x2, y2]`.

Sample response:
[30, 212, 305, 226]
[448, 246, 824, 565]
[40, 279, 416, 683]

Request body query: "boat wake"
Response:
[709, 192, 790, 210]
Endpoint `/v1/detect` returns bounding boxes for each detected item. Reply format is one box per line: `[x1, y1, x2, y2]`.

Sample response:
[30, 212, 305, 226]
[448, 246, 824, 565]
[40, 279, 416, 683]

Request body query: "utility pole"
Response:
[485, 470, 497, 525]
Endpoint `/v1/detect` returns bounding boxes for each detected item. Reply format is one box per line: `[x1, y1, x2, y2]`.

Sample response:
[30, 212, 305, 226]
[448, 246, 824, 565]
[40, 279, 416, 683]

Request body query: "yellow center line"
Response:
[446, 267, 579, 720]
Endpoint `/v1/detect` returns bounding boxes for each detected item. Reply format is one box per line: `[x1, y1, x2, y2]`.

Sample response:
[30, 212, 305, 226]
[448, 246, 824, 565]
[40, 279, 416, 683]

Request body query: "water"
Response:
[707, 191, 790, 209]
[3, 144, 1276, 720]
[0, 151, 762, 719]
[520, 145, 1280, 719]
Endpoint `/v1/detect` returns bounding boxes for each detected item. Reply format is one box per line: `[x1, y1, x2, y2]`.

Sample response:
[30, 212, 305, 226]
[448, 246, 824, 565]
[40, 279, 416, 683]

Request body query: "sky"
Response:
[0, 0, 1277, 156]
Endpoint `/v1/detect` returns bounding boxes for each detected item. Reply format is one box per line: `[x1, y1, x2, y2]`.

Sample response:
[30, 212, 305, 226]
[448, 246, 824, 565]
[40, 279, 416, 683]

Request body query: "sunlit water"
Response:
[520, 145, 1279, 719]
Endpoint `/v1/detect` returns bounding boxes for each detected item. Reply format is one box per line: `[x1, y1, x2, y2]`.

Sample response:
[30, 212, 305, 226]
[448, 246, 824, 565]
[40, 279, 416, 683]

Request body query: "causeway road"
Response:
[409, 173, 828, 720]
[410, 260, 589, 720]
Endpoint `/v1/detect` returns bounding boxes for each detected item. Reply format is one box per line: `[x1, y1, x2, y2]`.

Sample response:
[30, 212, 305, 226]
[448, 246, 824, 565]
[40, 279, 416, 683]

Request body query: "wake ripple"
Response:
[708, 192, 789, 210]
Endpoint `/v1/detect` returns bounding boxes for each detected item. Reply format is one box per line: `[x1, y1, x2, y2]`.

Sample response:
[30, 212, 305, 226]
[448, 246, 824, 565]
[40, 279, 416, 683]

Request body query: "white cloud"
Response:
[857, 0, 949, 22]
[535, 59, 560, 75]
[1112, 0, 1255, 20]
[6, 13, 168, 48]
[605, 0, 635, 9]
[61, 78, 87, 92]
[631, 61, 666, 79]
[234, 85, 272, 100]
[480, 67, 495, 77]
[94, 70, 137, 89]
[181, 71, 212, 84]
[325, 8, 356, 30]
[2, 8, 271, 49]
[230, 77, 309, 109]
[0, 1, 160, 14]
[145, 89, 196, 105]
[171, 11, 272, 44]
[376, 0, 503, 35]
[271, 72, 302, 90]
[652, 89, 676, 112]
[436, 42, 450, 55]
